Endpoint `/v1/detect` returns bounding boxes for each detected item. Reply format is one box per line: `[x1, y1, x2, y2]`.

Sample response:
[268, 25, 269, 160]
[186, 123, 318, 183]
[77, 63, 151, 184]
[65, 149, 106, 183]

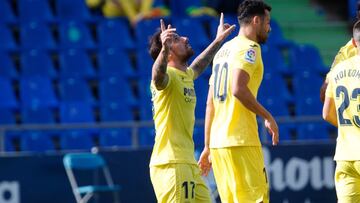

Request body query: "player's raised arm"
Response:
[190, 13, 236, 79]
[151, 19, 176, 90]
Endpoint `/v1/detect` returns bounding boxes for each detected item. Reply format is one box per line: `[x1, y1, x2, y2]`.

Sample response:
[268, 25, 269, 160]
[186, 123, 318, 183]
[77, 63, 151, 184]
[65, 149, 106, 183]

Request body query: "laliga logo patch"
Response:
[245, 48, 256, 64]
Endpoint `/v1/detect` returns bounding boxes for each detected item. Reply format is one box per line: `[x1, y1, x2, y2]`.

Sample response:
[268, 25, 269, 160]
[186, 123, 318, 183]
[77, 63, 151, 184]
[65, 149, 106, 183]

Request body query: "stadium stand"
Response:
[0, 0, 347, 152]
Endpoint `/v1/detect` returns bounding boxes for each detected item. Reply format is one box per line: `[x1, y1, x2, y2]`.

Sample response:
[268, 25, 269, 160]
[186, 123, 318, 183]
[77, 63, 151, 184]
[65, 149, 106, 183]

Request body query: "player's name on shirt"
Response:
[333, 68, 360, 84]
[214, 48, 230, 60]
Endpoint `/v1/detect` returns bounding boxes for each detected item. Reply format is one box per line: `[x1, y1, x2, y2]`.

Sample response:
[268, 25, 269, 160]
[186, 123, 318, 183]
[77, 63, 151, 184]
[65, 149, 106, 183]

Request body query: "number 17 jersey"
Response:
[210, 35, 264, 148]
[326, 55, 360, 161]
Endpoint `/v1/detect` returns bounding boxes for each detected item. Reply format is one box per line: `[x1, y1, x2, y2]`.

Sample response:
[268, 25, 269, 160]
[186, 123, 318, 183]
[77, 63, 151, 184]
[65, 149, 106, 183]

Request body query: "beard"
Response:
[182, 46, 194, 61]
[257, 32, 269, 44]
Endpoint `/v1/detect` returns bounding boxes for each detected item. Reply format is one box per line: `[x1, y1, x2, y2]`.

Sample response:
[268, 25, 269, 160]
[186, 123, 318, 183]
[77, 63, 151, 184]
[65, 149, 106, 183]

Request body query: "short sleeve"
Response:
[186, 68, 195, 80]
[151, 68, 174, 91]
[232, 47, 258, 76]
[209, 74, 214, 85]
[325, 74, 334, 98]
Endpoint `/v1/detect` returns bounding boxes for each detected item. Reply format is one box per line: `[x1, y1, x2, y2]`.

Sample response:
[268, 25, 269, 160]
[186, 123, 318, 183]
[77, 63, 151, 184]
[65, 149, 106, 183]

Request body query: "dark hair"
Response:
[149, 29, 162, 60]
[353, 20, 360, 43]
[237, 0, 272, 25]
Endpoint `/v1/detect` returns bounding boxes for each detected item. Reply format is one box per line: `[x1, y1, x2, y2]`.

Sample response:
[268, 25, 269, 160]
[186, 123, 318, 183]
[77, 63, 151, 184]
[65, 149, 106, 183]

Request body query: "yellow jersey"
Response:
[210, 35, 264, 148]
[331, 39, 357, 71]
[149, 67, 197, 166]
[326, 55, 360, 161]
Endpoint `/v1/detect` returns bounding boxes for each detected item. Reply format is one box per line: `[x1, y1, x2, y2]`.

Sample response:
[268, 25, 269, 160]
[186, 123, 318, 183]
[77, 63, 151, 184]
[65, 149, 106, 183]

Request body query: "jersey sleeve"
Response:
[209, 74, 214, 85]
[151, 67, 174, 91]
[330, 50, 346, 71]
[232, 47, 259, 76]
[325, 73, 334, 98]
[186, 67, 195, 80]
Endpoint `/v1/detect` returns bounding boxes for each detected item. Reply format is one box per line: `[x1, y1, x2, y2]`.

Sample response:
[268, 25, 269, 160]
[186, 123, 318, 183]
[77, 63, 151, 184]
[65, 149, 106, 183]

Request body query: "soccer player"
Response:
[148, 15, 235, 202]
[323, 20, 360, 203]
[198, 0, 279, 202]
[320, 2, 360, 103]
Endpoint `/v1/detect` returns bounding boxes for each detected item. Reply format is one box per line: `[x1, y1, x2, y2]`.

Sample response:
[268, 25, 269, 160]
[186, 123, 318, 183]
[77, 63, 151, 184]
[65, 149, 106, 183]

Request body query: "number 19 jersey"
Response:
[326, 55, 360, 161]
[210, 35, 264, 148]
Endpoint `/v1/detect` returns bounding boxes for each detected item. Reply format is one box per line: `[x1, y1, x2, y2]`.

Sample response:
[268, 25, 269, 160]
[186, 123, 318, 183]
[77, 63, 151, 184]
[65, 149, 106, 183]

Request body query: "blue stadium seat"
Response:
[297, 123, 330, 140]
[59, 49, 96, 79]
[0, 52, 18, 79]
[139, 127, 155, 146]
[170, 0, 201, 16]
[20, 76, 58, 108]
[97, 18, 134, 50]
[173, 18, 209, 49]
[0, 0, 17, 24]
[98, 48, 135, 78]
[258, 72, 293, 104]
[295, 96, 323, 116]
[21, 107, 54, 124]
[136, 49, 154, 77]
[20, 22, 56, 50]
[261, 45, 288, 74]
[0, 77, 18, 108]
[5, 135, 15, 152]
[193, 127, 204, 150]
[292, 70, 323, 97]
[138, 78, 153, 120]
[60, 102, 95, 123]
[289, 44, 328, 73]
[60, 130, 94, 150]
[260, 97, 290, 117]
[20, 131, 55, 152]
[0, 108, 16, 125]
[100, 102, 134, 122]
[135, 18, 162, 48]
[56, 0, 92, 21]
[59, 22, 95, 49]
[99, 129, 132, 147]
[59, 78, 95, 104]
[21, 49, 57, 78]
[194, 76, 209, 119]
[18, 0, 54, 23]
[0, 24, 17, 51]
[266, 20, 293, 48]
[99, 77, 137, 106]
[258, 122, 293, 142]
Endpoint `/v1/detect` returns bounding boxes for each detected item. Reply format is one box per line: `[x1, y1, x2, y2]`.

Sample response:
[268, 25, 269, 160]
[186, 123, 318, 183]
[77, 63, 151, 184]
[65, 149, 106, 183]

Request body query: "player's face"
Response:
[170, 33, 194, 61]
[257, 10, 271, 44]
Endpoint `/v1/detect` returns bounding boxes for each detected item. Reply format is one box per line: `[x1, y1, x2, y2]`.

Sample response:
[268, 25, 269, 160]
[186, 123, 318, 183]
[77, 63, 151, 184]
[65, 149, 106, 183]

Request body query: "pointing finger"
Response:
[220, 12, 224, 26]
[160, 19, 165, 32]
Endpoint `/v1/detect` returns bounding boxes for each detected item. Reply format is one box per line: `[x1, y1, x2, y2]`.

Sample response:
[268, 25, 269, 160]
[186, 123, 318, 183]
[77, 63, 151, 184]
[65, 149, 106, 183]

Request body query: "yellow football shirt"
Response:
[149, 67, 198, 166]
[210, 35, 264, 148]
[326, 55, 360, 161]
[331, 39, 357, 71]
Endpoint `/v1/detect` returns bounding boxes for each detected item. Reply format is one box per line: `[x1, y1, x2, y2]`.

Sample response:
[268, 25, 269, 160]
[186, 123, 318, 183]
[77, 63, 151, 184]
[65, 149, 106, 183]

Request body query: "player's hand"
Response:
[265, 116, 279, 146]
[160, 19, 176, 52]
[215, 12, 236, 41]
[198, 147, 212, 176]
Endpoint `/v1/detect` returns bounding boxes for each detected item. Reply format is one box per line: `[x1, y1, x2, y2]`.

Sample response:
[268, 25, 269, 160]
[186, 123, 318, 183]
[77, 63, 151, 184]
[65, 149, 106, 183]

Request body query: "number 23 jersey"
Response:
[326, 55, 360, 161]
[210, 35, 264, 148]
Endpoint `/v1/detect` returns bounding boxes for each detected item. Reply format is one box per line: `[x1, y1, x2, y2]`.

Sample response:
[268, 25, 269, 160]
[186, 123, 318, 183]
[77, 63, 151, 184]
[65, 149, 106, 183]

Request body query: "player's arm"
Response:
[198, 85, 214, 176]
[323, 97, 338, 127]
[151, 20, 176, 90]
[320, 78, 328, 103]
[232, 69, 279, 145]
[190, 13, 235, 79]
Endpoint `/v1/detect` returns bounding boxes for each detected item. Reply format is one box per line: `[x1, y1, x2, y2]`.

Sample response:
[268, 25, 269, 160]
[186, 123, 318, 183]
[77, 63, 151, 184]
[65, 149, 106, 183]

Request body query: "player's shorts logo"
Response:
[245, 48, 256, 64]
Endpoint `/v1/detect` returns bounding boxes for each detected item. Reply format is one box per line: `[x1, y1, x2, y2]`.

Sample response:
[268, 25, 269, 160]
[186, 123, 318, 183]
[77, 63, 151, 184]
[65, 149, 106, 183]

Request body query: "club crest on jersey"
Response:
[245, 48, 256, 64]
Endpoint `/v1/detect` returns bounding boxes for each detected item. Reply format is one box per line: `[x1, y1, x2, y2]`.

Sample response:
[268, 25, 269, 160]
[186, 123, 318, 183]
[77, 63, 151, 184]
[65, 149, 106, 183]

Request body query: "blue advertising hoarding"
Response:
[0, 143, 337, 203]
